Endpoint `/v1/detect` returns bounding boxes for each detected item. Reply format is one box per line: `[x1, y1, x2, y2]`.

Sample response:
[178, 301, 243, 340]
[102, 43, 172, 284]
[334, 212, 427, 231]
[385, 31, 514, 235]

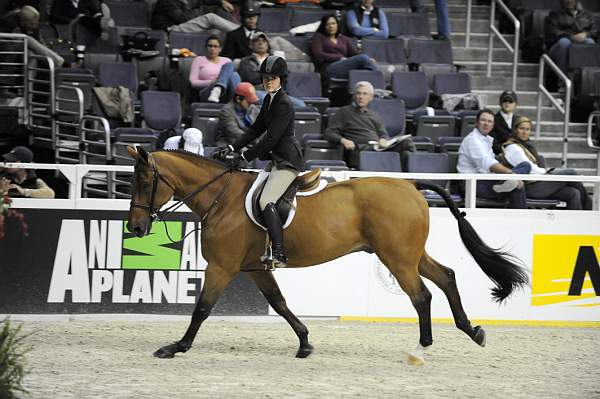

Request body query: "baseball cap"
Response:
[235, 82, 259, 104]
[500, 90, 518, 103]
[2, 146, 34, 163]
[182, 128, 203, 155]
[250, 31, 268, 42]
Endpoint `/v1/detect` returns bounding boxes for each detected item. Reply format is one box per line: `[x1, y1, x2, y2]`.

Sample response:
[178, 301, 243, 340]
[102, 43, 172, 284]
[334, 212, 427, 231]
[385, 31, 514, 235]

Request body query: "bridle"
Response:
[130, 158, 234, 241]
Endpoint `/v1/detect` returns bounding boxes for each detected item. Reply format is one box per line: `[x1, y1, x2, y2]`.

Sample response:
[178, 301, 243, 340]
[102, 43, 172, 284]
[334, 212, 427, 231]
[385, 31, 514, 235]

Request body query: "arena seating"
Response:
[359, 151, 402, 172]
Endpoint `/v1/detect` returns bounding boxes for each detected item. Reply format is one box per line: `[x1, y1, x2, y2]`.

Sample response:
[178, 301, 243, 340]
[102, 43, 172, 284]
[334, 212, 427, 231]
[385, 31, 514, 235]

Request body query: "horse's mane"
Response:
[154, 149, 255, 175]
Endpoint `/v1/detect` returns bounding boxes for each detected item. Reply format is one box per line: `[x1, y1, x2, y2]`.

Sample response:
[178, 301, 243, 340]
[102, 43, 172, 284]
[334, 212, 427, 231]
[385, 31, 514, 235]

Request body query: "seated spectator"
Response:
[310, 14, 377, 79]
[163, 127, 205, 155]
[50, 0, 114, 38]
[238, 31, 306, 108]
[491, 90, 522, 155]
[221, 0, 260, 60]
[345, 0, 389, 39]
[545, 0, 598, 76]
[151, 0, 238, 33]
[457, 109, 528, 209]
[502, 117, 592, 210]
[1, 4, 39, 38]
[324, 81, 415, 169]
[0, 146, 55, 199]
[189, 35, 240, 103]
[216, 82, 260, 147]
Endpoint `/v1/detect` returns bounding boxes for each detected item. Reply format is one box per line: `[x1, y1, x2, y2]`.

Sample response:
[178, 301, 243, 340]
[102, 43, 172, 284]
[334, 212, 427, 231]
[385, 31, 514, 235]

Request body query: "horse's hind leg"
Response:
[248, 270, 313, 358]
[418, 252, 486, 347]
[154, 265, 236, 358]
[385, 262, 433, 366]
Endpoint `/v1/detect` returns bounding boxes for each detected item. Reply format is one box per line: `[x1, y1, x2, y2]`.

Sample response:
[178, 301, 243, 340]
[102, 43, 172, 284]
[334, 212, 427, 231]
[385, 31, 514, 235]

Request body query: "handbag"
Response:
[120, 32, 160, 51]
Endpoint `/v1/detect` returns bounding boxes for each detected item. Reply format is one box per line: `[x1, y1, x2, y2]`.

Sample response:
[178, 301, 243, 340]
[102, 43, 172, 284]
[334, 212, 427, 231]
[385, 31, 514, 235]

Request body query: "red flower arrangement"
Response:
[0, 193, 28, 240]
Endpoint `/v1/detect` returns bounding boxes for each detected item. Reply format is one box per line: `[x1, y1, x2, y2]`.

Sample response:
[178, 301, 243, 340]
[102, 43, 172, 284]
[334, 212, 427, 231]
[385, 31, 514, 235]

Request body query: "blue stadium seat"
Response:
[361, 38, 406, 64]
[433, 72, 472, 96]
[387, 12, 430, 37]
[349, 70, 385, 91]
[415, 116, 457, 144]
[306, 159, 348, 171]
[258, 8, 291, 33]
[391, 71, 428, 111]
[98, 62, 138, 95]
[141, 91, 181, 131]
[359, 151, 402, 172]
[291, 9, 330, 27]
[287, 72, 330, 113]
[368, 99, 406, 135]
[104, 0, 149, 27]
[304, 139, 344, 161]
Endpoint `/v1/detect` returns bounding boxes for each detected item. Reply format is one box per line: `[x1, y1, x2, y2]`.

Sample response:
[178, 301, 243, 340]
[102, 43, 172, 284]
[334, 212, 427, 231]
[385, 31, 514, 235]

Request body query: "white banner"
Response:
[272, 209, 600, 322]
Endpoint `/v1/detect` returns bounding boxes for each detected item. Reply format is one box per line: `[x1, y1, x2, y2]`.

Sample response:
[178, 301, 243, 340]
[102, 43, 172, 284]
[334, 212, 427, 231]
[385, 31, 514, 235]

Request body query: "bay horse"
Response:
[126, 147, 528, 365]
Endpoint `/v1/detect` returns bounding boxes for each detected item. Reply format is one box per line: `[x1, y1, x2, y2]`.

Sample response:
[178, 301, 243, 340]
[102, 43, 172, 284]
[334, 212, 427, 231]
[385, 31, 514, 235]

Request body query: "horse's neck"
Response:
[156, 153, 252, 211]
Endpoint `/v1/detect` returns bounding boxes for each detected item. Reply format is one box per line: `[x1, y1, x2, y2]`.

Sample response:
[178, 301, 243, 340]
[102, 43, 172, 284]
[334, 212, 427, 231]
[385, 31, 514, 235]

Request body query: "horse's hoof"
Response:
[295, 343, 314, 358]
[406, 352, 425, 366]
[153, 343, 180, 358]
[473, 325, 486, 347]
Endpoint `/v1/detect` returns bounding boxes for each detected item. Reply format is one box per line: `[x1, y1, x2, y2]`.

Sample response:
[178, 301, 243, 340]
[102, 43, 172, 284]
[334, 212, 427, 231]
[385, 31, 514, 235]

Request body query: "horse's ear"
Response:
[138, 146, 149, 164]
[127, 146, 139, 160]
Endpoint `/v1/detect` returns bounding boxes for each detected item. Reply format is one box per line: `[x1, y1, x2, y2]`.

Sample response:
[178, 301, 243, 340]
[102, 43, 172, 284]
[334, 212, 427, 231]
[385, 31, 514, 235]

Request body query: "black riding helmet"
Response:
[242, 0, 261, 17]
[259, 55, 288, 77]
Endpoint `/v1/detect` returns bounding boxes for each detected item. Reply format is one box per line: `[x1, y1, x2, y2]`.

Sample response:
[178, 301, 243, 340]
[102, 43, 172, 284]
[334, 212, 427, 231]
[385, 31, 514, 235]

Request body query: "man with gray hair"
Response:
[324, 81, 415, 169]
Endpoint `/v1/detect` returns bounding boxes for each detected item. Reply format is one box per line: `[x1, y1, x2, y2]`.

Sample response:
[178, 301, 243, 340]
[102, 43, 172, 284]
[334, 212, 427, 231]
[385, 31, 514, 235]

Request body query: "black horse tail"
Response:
[415, 181, 529, 303]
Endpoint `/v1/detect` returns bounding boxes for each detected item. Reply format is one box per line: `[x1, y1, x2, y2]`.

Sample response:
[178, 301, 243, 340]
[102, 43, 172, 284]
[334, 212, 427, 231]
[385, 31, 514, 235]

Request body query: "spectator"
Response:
[151, 0, 238, 32]
[409, 0, 451, 40]
[545, 0, 598, 76]
[1, 4, 40, 38]
[324, 81, 415, 169]
[189, 35, 240, 103]
[49, 0, 114, 38]
[238, 31, 306, 108]
[345, 0, 389, 39]
[491, 90, 522, 155]
[221, 0, 260, 60]
[216, 82, 260, 147]
[310, 14, 378, 79]
[457, 109, 528, 209]
[0, 146, 55, 199]
[163, 127, 205, 155]
[502, 117, 592, 210]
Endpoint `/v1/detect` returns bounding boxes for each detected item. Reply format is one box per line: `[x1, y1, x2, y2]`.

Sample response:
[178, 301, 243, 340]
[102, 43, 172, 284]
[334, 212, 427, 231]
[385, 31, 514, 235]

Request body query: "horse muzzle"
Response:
[127, 220, 151, 238]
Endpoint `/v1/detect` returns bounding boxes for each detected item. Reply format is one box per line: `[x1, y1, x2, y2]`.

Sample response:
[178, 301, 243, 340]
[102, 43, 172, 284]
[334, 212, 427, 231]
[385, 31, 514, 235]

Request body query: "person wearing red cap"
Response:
[216, 82, 260, 147]
[0, 146, 55, 198]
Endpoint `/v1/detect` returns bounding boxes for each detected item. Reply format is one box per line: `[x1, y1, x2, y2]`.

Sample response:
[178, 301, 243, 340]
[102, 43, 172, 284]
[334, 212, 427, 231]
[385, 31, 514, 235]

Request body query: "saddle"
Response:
[246, 168, 326, 230]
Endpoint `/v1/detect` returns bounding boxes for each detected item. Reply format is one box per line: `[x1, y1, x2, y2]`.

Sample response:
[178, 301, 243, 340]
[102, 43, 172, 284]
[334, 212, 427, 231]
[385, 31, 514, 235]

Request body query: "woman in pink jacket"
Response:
[189, 35, 241, 103]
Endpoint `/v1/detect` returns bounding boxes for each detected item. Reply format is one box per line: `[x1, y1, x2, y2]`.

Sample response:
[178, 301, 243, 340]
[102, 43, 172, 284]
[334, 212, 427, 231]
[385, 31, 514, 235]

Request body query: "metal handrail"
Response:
[535, 54, 572, 167]
[486, 0, 520, 92]
[27, 54, 55, 148]
[465, 0, 473, 48]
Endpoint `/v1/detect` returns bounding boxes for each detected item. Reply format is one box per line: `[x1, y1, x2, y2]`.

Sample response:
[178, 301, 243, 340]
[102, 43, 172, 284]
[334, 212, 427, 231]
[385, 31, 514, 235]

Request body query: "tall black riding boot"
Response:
[260, 202, 288, 268]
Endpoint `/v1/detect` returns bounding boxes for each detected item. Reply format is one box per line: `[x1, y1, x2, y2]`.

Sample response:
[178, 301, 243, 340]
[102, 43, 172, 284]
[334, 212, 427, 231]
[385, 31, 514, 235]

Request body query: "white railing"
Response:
[465, 0, 473, 48]
[486, 0, 520, 92]
[536, 55, 572, 166]
[3, 163, 600, 211]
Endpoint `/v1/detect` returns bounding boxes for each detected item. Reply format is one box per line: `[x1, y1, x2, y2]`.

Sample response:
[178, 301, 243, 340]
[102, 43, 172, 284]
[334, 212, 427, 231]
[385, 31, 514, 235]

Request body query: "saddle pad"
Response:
[245, 170, 328, 230]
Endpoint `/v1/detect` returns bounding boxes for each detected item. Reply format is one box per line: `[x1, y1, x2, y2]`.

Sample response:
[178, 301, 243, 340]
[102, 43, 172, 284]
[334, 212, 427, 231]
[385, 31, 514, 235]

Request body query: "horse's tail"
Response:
[414, 181, 529, 303]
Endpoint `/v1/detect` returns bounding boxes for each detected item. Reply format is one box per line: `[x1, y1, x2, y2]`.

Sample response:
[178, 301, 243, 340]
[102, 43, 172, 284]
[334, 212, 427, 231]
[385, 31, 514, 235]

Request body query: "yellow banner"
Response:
[532, 235, 600, 307]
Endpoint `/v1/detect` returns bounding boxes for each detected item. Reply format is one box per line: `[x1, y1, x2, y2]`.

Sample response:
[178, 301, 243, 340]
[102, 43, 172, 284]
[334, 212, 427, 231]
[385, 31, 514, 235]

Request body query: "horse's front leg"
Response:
[248, 270, 314, 358]
[154, 265, 237, 358]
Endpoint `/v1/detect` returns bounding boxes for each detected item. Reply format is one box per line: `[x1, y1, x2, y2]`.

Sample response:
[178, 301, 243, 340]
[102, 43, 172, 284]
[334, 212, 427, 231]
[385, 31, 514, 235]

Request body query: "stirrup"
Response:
[260, 246, 287, 269]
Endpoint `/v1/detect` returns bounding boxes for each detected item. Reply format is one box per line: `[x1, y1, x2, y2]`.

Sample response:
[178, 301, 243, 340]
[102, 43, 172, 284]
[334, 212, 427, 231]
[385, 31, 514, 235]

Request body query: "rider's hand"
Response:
[212, 146, 233, 162]
[0, 178, 10, 196]
[226, 152, 243, 169]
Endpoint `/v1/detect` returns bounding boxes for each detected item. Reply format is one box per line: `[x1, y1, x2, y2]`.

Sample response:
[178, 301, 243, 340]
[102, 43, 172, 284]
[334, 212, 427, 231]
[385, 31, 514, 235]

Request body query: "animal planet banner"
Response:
[0, 210, 267, 315]
[272, 209, 600, 322]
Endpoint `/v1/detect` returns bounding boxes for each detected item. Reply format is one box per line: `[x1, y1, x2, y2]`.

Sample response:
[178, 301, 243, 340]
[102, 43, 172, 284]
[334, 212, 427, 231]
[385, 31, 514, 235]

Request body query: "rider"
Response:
[215, 55, 304, 268]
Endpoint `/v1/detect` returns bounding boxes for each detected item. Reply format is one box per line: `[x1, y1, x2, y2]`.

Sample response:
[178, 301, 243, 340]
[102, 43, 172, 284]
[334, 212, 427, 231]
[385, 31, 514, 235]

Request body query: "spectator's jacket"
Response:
[50, 0, 102, 24]
[544, 6, 599, 47]
[501, 138, 546, 174]
[216, 102, 259, 147]
[222, 26, 252, 60]
[324, 104, 388, 145]
[238, 53, 265, 86]
[491, 111, 521, 155]
[231, 89, 304, 171]
[1, 170, 55, 198]
[346, 5, 389, 38]
[456, 128, 497, 174]
[310, 32, 357, 72]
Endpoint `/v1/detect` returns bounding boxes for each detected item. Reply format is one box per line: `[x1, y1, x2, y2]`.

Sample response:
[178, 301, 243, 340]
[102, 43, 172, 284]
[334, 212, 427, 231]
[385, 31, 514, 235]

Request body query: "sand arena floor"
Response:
[14, 318, 600, 399]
